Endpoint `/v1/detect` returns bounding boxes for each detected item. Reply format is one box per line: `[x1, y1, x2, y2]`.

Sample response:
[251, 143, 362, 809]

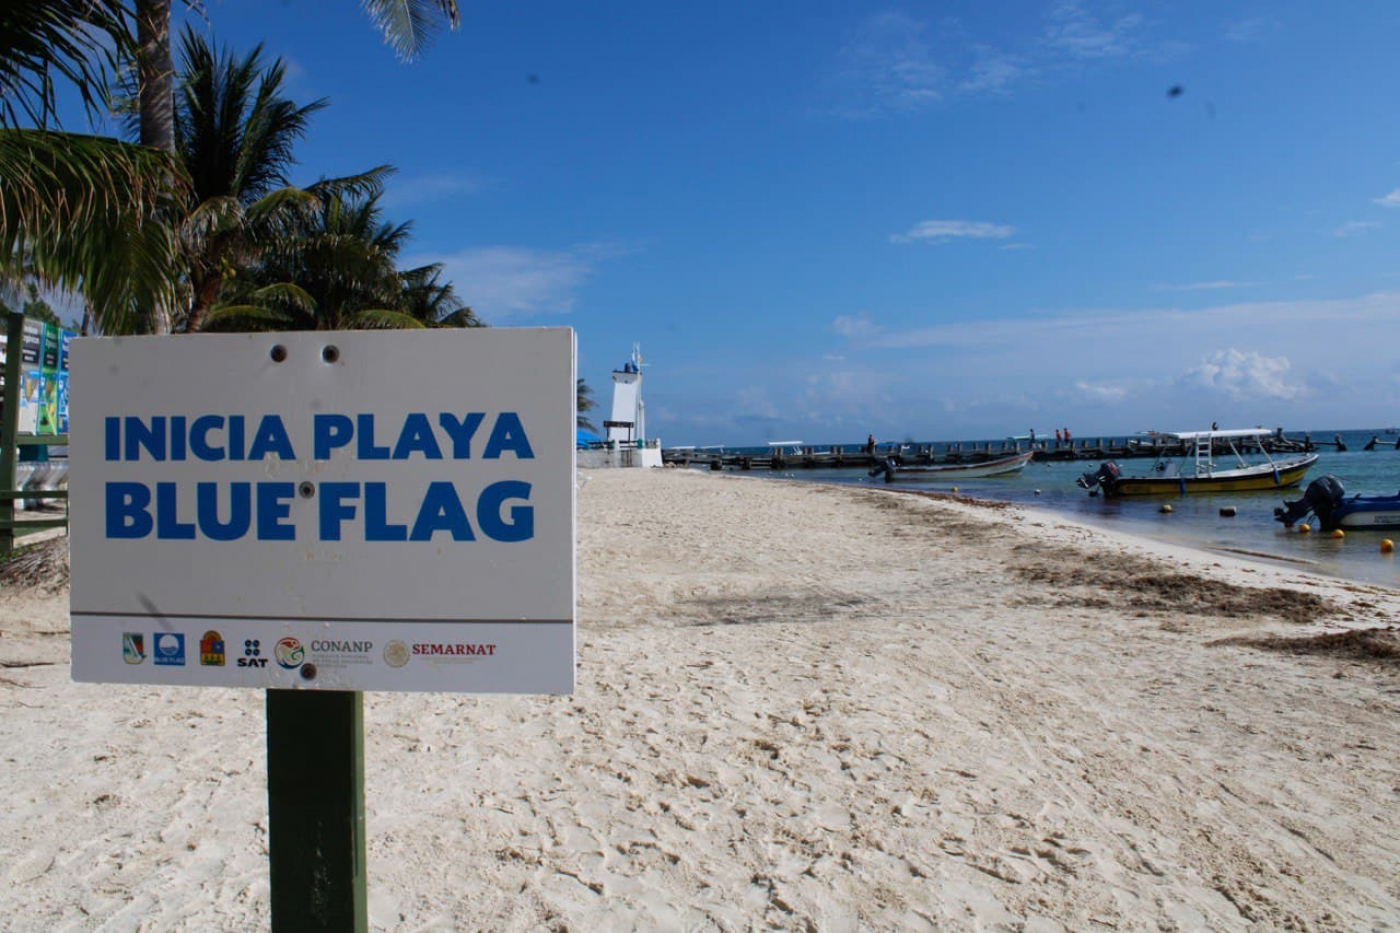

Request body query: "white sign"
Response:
[69, 329, 576, 693]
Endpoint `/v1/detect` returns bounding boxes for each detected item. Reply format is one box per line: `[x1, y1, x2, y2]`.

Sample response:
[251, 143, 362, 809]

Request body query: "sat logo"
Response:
[238, 639, 268, 668]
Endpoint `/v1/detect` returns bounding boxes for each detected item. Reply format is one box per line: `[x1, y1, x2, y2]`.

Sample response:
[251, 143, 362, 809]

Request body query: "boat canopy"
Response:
[1159, 429, 1276, 441]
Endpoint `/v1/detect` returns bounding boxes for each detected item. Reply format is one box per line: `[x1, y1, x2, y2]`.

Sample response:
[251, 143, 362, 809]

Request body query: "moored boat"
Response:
[1077, 429, 1318, 498]
[1275, 475, 1400, 531]
[870, 449, 1034, 483]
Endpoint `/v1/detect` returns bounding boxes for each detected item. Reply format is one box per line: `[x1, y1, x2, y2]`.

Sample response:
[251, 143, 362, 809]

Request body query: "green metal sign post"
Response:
[266, 689, 367, 931]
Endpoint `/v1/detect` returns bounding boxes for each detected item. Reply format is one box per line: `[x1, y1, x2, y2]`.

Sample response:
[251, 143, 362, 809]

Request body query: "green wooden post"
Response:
[266, 689, 367, 931]
[0, 313, 25, 554]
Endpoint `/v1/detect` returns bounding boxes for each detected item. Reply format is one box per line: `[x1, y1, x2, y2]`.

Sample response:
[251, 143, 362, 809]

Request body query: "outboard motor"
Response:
[1275, 474, 1345, 529]
[867, 456, 899, 483]
[1076, 460, 1121, 495]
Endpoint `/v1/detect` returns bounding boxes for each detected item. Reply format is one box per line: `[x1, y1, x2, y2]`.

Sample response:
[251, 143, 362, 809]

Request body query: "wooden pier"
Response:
[661, 435, 1320, 473]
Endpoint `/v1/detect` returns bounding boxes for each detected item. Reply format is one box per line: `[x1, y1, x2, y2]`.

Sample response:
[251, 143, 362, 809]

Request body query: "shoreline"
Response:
[759, 469, 1400, 594]
[1, 467, 1398, 927]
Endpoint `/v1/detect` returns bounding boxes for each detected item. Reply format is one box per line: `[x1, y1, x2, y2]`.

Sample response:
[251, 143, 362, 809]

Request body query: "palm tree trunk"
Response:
[137, 0, 174, 334]
[186, 274, 220, 333]
[137, 0, 174, 152]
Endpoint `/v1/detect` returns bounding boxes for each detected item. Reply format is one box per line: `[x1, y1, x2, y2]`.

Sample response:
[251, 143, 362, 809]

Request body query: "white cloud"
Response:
[822, 5, 1184, 118]
[831, 312, 883, 341]
[659, 292, 1400, 445]
[1223, 18, 1277, 44]
[382, 172, 494, 208]
[891, 220, 1015, 244]
[1183, 349, 1301, 401]
[1334, 220, 1381, 238]
[1072, 380, 1130, 404]
[830, 12, 945, 116]
[1374, 189, 1400, 208]
[409, 243, 618, 320]
[999, 242, 1035, 251]
[1154, 280, 1254, 292]
[1042, 1, 1145, 60]
[959, 47, 1029, 96]
[734, 385, 781, 421]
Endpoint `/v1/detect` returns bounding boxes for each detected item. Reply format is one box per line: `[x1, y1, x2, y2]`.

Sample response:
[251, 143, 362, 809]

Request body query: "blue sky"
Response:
[120, 3, 1400, 442]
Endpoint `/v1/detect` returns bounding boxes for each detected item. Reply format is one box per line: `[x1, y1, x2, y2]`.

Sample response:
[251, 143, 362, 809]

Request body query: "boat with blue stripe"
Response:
[1275, 475, 1400, 531]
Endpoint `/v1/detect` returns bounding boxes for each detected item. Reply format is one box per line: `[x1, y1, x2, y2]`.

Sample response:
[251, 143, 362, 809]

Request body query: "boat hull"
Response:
[1103, 456, 1317, 497]
[1334, 499, 1400, 531]
[888, 450, 1034, 481]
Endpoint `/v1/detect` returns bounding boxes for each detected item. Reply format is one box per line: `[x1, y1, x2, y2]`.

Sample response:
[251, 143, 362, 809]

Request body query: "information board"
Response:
[70, 329, 576, 693]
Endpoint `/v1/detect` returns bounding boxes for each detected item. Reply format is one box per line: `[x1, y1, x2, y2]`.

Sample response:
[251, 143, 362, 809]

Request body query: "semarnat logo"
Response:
[412, 643, 497, 657]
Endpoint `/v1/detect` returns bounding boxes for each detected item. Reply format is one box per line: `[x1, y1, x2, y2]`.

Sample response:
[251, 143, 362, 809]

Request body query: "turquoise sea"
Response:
[732, 429, 1400, 590]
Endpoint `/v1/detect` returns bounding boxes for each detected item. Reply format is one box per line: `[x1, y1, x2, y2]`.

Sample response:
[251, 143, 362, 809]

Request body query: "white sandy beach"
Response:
[2, 467, 1399, 929]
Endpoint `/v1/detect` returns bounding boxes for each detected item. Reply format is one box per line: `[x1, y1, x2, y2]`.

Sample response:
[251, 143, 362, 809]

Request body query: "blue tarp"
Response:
[576, 429, 602, 447]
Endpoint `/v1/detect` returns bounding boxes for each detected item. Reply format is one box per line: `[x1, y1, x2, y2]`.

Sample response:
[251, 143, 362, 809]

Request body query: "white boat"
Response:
[869, 449, 1034, 483]
[1077, 428, 1317, 497]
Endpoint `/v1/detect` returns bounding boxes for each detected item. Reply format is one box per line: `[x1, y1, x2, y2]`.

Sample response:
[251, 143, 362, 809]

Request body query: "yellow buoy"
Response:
[1381, 539, 1395, 554]
[1331, 529, 1345, 539]
[1160, 504, 1173, 513]
[950, 487, 959, 493]
[1298, 523, 1311, 534]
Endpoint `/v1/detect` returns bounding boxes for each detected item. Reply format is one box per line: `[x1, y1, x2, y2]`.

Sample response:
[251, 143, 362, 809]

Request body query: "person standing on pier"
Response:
[864, 433, 876, 456]
[1064, 427, 1072, 444]
[1055, 428, 1063, 445]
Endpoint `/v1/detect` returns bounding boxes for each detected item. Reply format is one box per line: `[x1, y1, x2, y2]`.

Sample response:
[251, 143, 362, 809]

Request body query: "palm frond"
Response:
[0, 128, 183, 334]
[435, 306, 483, 328]
[249, 281, 317, 314]
[202, 303, 300, 331]
[346, 308, 428, 329]
[361, 0, 461, 62]
[0, 0, 135, 127]
[305, 165, 396, 203]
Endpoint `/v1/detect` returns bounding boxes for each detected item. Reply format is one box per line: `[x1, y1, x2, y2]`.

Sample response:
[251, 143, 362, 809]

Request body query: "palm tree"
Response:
[399, 263, 482, 327]
[1, 0, 132, 126]
[1, 1, 183, 334]
[207, 181, 487, 333]
[1, 129, 183, 334]
[165, 28, 328, 332]
[205, 182, 425, 331]
[133, 0, 461, 154]
[577, 379, 598, 432]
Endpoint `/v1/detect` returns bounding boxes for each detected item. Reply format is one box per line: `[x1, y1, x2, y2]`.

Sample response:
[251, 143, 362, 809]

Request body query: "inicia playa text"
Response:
[102, 412, 539, 543]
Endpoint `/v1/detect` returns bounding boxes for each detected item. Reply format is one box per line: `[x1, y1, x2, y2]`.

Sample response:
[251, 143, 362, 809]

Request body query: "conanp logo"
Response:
[274, 637, 305, 670]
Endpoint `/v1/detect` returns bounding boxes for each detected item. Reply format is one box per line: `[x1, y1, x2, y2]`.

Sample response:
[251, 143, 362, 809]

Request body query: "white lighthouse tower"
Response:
[590, 343, 661, 468]
[606, 343, 645, 445]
